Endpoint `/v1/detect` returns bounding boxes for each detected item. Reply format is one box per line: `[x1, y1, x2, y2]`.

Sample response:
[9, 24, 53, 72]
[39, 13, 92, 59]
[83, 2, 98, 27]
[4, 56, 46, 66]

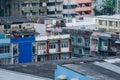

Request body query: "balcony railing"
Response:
[48, 0, 55, 2]
[56, 0, 63, 2]
[76, 0, 92, 4]
[75, 7, 92, 12]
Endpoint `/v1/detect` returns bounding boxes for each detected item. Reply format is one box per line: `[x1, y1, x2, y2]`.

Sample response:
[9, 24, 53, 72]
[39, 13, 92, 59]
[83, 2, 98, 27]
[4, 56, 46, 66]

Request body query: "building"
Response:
[0, 17, 36, 38]
[55, 60, 120, 80]
[0, 34, 71, 64]
[47, 0, 63, 18]
[36, 16, 66, 35]
[0, 38, 12, 65]
[65, 16, 97, 30]
[35, 34, 71, 62]
[63, 0, 77, 18]
[96, 15, 120, 32]
[75, 0, 94, 19]
[90, 31, 117, 56]
[21, 0, 47, 19]
[55, 65, 91, 80]
[0, 0, 20, 17]
[63, 28, 92, 57]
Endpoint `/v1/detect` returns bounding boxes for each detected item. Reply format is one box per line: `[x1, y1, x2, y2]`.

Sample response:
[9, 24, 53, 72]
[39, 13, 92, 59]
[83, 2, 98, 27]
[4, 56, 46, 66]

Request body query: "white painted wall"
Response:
[61, 48, 69, 52]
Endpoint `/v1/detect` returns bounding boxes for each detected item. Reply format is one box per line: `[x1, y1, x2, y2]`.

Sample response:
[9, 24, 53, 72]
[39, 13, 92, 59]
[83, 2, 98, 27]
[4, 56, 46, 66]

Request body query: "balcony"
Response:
[48, 0, 55, 2]
[23, 0, 31, 4]
[0, 53, 11, 59]
[31, 0, 39, 3]
[56, 6, 63, 11]
[63, 9, 76, 14]
[90, 45, 98, 51]
[75, 14, 92, 18]
[100, 46, 108, 51]
[48, 6, 55, 11]
[37, 50, 47, 55]
[56, 0, 63, 2]
[31, 6, 39, 12]
[75, 7, 92, 12]
[23, 7, 31, 12]
[76, 0, 92, 4]
[40, 7, 47, 12]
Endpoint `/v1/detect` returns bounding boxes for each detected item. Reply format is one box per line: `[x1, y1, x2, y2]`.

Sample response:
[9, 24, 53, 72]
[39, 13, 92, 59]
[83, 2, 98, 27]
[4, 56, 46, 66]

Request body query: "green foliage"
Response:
[93, 7, 102, 16]
[102, 0, 115, 15]
[94, 0, 116, 15]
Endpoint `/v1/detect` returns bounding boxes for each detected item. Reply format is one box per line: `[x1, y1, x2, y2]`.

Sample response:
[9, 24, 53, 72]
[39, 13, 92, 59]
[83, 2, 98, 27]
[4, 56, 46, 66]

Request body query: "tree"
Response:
[102, 0, 115, 15]
[93, 6, 102, 16]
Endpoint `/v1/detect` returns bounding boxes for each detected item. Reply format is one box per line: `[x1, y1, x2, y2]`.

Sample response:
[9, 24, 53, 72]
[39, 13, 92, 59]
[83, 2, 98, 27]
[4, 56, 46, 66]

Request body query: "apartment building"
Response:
[0, 0, 20, 17]
[0, 38, 12, 65]
[96, 15, 120, 32]
[47, 0, 63, 18]
[63, 28, 92, 57]
[21, 0, 47, 19]
[90, 31, 117, 56]
[0, 34, 71, 64]
[63, 0, 77, 18]
[36, 16, 66, 35]
[0, 17, 36, 38]
[75, 0, 94, 19]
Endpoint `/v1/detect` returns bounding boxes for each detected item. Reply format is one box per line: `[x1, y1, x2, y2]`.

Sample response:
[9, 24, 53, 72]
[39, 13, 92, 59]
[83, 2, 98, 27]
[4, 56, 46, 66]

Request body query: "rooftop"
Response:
[0, 68, 52, 80]
[62, 58, 120, 80]
[0, 57, 102, 79]
[96, 14, 120, 19]
[0, 17, 30, 25]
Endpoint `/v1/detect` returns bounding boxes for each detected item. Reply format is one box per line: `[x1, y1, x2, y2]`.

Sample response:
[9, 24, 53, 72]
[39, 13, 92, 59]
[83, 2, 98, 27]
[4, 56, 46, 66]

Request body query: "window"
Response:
[109, 21, 113, 26]
[61, 42, 68, 48]
[102, 41, 107, 46]
[72, 48, 74, 53]
[37, 42, 46, 50]
[19, 25, 21, 29]
[0, 44, 10, 53]
[79, 49, 82, 54]
[49, 43, 56, 49]
[115, 22, 118, 27]
[77, 38, 82, 43]
[99, 20, 103, 25]
[85, 38, 90, 47]
[4, 25, 10, 29]
[92, 39, 98, 45]
[71, 37, 74, 42]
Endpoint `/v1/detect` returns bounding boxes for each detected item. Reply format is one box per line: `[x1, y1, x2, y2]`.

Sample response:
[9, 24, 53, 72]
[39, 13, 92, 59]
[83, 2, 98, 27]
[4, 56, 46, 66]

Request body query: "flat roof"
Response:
[96, 15, 120, 19]
[0, 17, 30, 25]
[0, 57, 102, 79]
[0, 68, 52, 80]
[62, 59, 120, 80]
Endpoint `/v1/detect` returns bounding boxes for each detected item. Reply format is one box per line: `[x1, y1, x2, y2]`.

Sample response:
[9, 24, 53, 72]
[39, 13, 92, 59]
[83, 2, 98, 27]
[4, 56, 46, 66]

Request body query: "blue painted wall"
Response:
[11, 37, 35, 63]
[11, 37, 35, 43]
[55, 65, 92, 80]
[18, 42, 32, 63]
